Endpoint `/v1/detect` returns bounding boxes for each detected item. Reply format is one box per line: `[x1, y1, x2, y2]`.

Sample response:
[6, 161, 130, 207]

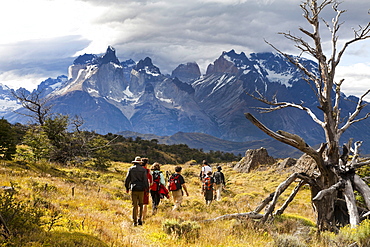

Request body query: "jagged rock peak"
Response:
[171, 62, 201, 83]
[121, 59, 136, 69]
[221, 50, 253, 68]
[99, 46, 120, 65]
[206, 49, 252, 75]
[73, 53, 98, 65]
[135, 57, 161, 75]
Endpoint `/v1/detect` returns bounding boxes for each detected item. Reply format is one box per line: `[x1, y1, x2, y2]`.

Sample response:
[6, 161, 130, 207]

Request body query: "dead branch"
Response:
[247, 91, 325, 128]
[245, 113, 324, 171]
[353, 174, 370, 210]
[253, 192, 274, 214]
[262, 173, 303, 223]
[312, 180, 344, 201]
[339, 89, 370, 134]
[275, 180, 306, 216]
[12, 89, 52, 125]
[203, 212, 263, 222]
[343, 178, 360, 227]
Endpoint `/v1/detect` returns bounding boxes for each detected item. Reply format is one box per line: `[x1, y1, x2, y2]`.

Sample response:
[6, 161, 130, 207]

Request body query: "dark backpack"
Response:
[131, 180, 145, 191]
[203, 177, 213, 191]
[214, 172, 222, 184]
[168, 174, 181, 191]
[150, 171, 162, 191]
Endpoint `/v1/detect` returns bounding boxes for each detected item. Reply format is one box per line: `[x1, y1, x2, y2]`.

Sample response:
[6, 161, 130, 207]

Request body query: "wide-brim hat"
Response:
[132, 156, 143, 163]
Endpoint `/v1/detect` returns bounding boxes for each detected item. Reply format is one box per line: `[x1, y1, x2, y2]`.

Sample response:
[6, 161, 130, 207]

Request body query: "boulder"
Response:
[234, 147, 275, 173]
[294, 153, 318, 176]
[277, 157, 297, 169]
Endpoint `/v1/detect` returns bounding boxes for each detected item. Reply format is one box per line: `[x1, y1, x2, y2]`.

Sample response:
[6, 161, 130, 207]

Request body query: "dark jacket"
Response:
[125, 164, 149, 191]
[214, 171, 225, 185]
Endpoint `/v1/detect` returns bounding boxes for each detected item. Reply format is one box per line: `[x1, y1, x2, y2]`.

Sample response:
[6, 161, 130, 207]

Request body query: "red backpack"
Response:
[203, 177, 213, 191]
[168, 174, 181, 191]
[150, 171, 161, 191]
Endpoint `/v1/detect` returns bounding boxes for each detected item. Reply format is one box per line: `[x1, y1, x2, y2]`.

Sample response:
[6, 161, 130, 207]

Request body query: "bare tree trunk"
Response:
[353, 174, 370, 209]
[343, 178, 360, 227]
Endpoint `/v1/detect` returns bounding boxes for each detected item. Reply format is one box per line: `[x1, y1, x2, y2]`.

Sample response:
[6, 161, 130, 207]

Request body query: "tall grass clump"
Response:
[319, 219, 370, 247]
[162, 219, 200, 241]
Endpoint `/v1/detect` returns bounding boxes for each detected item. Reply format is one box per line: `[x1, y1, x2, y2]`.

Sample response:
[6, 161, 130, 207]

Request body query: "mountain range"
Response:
[1, 46, 370, 157]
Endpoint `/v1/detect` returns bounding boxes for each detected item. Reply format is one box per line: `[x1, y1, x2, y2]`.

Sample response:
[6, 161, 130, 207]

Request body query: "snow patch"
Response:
[145, 67, 160, 76]
[265, 68, 293, 87]
[87, 88, 100, 97]
[206, 75, 236, 96]
[158, 97, 173, 104]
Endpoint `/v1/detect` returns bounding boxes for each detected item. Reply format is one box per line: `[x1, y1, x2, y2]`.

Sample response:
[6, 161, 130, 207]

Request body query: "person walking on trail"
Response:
[150, 162, 167, 214]
[213, 166, 226, 201]
[168, 166, 189, 211]
[141, 157, 152, 221]
[202, 171, 215, 206]
[200, 160, 212, 180]
[124, 156, 149, 226]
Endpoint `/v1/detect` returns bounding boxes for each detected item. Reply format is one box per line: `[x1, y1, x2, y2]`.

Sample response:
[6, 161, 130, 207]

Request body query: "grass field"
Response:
[0, 160, 369, 246]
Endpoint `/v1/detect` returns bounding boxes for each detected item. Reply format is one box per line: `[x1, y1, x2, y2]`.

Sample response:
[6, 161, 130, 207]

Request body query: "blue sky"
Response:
[0, 0, 369, 98]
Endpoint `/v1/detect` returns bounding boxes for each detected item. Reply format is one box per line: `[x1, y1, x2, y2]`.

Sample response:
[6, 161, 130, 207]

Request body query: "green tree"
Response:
[87, 135, 112, 170]
[0, 118, 17, 160]
[22, 126, 51, 161]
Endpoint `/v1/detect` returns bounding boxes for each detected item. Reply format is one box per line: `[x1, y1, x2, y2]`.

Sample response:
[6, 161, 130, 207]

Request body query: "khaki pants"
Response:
[171, 189, 183, 210]
[131, 191, 144, 223]
[214, 184, 223, 201]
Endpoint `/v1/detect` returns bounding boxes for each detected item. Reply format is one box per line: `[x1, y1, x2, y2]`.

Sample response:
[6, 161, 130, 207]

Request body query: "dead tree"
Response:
[12, 88, 52, 126]
[244, 0, 370, 232]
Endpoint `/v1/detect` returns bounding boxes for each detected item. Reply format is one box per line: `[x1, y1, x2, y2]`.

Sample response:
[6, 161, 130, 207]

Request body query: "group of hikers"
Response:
[124, 157, 226, 226]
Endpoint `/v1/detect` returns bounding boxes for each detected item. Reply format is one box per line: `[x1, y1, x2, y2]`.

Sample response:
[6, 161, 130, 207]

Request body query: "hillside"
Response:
[118, 131, 304, 158]
[1, 159, 366, 246]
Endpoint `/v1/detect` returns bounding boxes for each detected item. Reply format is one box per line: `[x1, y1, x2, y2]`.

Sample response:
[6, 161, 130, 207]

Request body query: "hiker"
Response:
[213, 166, 226, 201]
[199, 160, 212, 180]
[150, 162, 167, 214]
[141, 157, 153, 221]
[202, 171, 215, 206]
[168, 166, 189, 211]
[124, 156, 149, 226]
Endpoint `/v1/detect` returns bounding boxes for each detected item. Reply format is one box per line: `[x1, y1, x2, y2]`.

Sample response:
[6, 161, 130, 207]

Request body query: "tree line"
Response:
[0, 117, 241, 168]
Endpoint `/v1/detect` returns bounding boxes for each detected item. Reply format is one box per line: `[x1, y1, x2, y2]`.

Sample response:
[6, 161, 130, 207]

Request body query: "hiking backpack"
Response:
[214, 172, 222, 185]
[168, 174, 181, 191]
[203, 177, 213, 191]
[150, 171, 162, 191]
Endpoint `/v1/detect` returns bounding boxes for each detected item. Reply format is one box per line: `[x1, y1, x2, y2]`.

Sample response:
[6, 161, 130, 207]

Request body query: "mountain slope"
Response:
[2, 47, 370, 155]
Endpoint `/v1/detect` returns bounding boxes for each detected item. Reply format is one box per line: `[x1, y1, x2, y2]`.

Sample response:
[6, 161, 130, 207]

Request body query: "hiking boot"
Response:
[138, 219, 143, 225]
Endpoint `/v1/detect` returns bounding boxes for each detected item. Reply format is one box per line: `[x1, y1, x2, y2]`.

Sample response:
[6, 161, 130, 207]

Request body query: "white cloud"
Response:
[0, 71, 46, 91]
[0, 0, 368, 93]
[336, 63, 370, 101]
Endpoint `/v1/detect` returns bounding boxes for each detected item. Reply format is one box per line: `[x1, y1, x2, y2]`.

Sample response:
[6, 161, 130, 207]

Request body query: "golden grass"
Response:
[0, 160, 320, 246]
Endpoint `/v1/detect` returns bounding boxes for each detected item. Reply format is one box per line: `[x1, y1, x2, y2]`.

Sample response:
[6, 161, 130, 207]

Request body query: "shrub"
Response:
[333, 219, 370, 247]
[0, 191, 44, 238]
[273, 234, 307, 247]
[162, 219, 200, 241]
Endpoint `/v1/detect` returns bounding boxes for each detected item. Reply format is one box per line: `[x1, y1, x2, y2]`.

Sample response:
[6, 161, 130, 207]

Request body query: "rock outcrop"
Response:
[171, 62, 201, 83]
[277, 157, 297, 169]
[234, 147, 275, 173]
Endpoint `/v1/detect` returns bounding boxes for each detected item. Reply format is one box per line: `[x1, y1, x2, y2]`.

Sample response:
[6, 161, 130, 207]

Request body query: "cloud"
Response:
[336, 63, 370, 100]
[0, 0, 369, 91]
[0, 36, 90, 89]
